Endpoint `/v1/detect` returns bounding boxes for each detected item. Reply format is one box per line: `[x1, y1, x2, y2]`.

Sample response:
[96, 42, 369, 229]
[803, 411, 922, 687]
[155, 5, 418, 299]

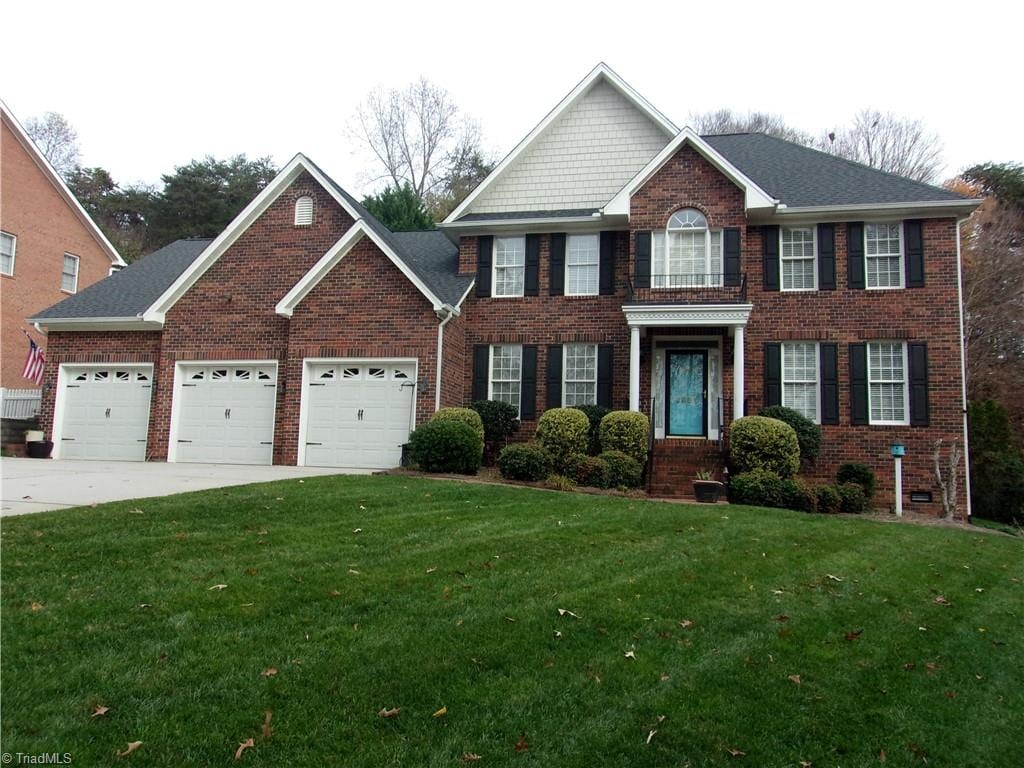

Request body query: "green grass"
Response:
[2, 476, 1021, 767]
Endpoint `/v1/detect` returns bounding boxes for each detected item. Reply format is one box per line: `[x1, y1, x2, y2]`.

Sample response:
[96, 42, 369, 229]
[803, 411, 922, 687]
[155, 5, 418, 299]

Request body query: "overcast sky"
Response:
[5, 0, 1020, 195]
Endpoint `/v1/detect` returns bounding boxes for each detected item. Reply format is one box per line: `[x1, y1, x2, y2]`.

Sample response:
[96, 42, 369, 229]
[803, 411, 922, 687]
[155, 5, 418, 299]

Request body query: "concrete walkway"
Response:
[0, 458, 367, 516]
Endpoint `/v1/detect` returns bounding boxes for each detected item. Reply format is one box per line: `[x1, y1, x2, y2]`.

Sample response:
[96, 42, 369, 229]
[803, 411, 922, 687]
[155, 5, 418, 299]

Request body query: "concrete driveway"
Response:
[0, 458, 368, 516]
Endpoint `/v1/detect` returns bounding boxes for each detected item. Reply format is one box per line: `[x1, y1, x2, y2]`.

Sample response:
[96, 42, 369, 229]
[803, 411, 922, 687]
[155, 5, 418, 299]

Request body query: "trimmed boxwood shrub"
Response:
[780, 477, 817, 513]
[432, 407, 484, 459]
[497, 442, 552, 481]
[565, 454, 611, 488]
[571, 405, 610, 455]
[728, 469, 785, 507]
[599, 450, 643, 489]
[471, 400, 520, 445]
[837, 463, 876, 501]
[759, 405, 821, 462]
[409, 420, 481, 475]
[536, 408, 590, 470]
[837, 482, 868, 514]
[816, 484, 842, 514]
[599, 411, 649, 466]
[729, 416, 800, 479]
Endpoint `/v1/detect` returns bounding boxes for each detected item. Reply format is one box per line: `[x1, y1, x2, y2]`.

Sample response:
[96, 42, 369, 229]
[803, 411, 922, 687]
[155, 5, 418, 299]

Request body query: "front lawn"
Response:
[2, 476, 1021, 766]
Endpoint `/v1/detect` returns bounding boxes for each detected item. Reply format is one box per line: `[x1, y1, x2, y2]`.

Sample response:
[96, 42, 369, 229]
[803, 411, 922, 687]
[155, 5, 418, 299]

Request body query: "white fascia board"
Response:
[27, 316, 162, 332]
[439, 212, 605, 231]
[765, 198, 983, 220]
[622, 303, 754, 327]
[443, 63, 678, 225]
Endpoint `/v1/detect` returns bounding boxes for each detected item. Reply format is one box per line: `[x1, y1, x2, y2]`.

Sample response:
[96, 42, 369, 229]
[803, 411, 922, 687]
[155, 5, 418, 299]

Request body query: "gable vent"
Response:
[294, 196, 314, 226]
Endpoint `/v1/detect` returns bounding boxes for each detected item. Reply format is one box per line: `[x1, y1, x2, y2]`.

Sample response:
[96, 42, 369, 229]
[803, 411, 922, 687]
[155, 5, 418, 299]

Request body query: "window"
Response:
[868, 342, 908, 424]
[780, 227, 816, 291]
[489, 345, 522, 414]
[493, 237, 525, 297]
[294, 196, 314, 226]
[1, 232, 15, 276]
[61, 253, 80, 293]
[781, 342, 819, 422]
[865, 223, 903, 289]
[563, 344, 597, 406]
[653, 209, 722, 287]
[566, 234, 599, 296]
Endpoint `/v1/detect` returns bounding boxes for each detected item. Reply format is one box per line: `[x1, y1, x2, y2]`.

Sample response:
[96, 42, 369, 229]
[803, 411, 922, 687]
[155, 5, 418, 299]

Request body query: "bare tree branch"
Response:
[822, 110, 944, 184]
[24, 111, 80, 177]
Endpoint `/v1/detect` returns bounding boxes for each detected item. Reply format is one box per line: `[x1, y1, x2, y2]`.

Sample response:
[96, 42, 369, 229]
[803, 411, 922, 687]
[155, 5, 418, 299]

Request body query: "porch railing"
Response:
[627, 273, 747, 304]
[0, 388, 42, 420]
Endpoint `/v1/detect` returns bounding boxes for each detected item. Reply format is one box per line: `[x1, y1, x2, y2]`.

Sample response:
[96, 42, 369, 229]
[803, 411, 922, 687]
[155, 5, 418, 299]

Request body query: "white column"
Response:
[629, 325, 641, 412]
[732, 324, 745, 421]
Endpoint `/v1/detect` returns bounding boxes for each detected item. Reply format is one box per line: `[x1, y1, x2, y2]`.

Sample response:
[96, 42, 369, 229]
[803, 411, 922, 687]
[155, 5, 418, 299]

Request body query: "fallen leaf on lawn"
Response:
[678, 619, 694, 628]
[138, 603, 152, 609]
[426, 567, 437, 573]
[933, 595, 949, 605]
[241, 603, 254, 607]
[504, 616, 516, 623]
[462, 753, 482, 762]
[844, 629, 863, 641]
[903, 662, 916, 671]
[514, 735, 529, 752]
[826, 574, 844, 582]
[208, 584, 228, 591]
[800, 762, 813, 767]
[879, 748, 887, 762]
[261, 667, 277, 677]
[433, 706, 448, 718]
[557, 608, 580, 618]
[352, 528, 362, 534]
[235, 738, 254, 760]
[378, 707, 400, 718]
[261, 711, 273, 739]
[976, 588, 984, 593]
[646, 729, 657, 744]
[774, 614, 790, 623]
[359, 504, 367, 510]
[788, 674, 802, 685]
[92, 705, 110, 717]
[944, 690, 956, 699]
[30, 602, 43, 611]
[727, 747, 746, 757]
[348, 569, 360, 575]
[158, 652, 169, 663]
[624, 650, 636, 660]
[298, 479, 304, 483]
[553, 630, 562, 639]
[660, 672, 670, 681]
[117, 741, 142, 757]
[128, 509, 144, 515]
[924, 661, 940, 673]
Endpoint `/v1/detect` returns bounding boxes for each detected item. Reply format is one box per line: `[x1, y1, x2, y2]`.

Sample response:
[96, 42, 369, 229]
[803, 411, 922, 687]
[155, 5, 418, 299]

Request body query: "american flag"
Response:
[22, 337, 45, 385]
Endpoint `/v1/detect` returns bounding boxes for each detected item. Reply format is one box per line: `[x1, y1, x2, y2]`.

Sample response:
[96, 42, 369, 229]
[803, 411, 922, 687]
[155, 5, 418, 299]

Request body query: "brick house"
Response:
[30, 65, 979, 514]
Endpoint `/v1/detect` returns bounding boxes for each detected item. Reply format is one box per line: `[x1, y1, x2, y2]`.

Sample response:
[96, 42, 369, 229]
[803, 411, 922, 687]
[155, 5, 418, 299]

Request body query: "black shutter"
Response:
[546, 345, 563, 410]
[820, 343, 839, 425]
[597, 345, 614, 408]
[849, 343, 868, 425]
[475, 236, 493, 297]
[724, 227, 741, 287]
[549, 233, 566, 296]
[634, 231, 651, 289]
[520, 345, 538, 420]
[762, 225, 780, 291]
[909, 342, 930, 426]
[847, 223, 865, 289]
[599, 231, 615, 295]
[817, 224, 836, 290]
[524, 234, 540, 296]
[905, 220, 925, 288]
[472, 345, 489, 402]
[764, 343, 781, 408]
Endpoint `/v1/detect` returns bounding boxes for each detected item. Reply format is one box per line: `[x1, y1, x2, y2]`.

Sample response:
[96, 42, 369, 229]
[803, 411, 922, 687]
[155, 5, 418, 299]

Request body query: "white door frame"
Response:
[652, 335, 723, 441]
[51, 363, 154, 460]
[167, 359, 279, 463]
[297, 357, 419, 467]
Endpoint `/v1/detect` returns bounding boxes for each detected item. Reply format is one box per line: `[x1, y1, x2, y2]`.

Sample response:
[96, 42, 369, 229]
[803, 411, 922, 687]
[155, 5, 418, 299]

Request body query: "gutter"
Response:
[772, 199, 982, 217]
[955, 217, 973, 518]
[434, 305, 457, 412]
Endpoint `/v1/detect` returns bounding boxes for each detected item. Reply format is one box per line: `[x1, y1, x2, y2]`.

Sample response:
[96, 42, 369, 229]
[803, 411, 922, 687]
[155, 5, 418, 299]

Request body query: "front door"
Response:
[666, 350, 707, 437]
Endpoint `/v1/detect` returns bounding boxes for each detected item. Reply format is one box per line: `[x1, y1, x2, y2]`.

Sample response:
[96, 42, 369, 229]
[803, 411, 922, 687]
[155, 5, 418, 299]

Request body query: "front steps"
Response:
[647, 438, 724, 499]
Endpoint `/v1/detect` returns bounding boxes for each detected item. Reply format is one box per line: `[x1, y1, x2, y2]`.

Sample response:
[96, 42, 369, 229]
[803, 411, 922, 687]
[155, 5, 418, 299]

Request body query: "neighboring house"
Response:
[1, 101, 124, 425]
[29, 64, 979, 515]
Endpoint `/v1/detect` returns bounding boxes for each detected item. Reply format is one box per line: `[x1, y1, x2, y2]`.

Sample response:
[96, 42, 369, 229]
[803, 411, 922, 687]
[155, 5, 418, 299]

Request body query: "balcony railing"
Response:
[627, 273, 747, 304]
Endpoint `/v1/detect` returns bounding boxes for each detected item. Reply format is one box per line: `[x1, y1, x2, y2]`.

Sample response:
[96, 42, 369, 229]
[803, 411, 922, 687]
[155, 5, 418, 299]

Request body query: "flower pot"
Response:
[693, 479, 724, 503]
[26, 440, 53, 459]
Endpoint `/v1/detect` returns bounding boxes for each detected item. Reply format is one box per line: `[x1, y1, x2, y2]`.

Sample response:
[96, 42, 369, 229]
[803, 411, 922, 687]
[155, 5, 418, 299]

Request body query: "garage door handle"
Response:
[305, 442, 322, 446]
[358, 408, 363, 421]
[105, 408, 111, 418]
[62, 437, 76, 441]
[260, 441, 272, 445]
[224, 408, 231, 419]
[177, 439, 193, 443]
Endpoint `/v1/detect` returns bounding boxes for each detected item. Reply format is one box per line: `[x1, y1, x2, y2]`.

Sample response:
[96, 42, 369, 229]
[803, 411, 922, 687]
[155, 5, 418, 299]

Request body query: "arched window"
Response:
[653, 208, 722, 287]
[294, 196, 314, 226]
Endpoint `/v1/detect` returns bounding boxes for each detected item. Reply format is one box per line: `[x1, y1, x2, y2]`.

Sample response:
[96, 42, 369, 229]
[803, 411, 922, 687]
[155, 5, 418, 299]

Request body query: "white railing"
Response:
[1, 388, 42, 419]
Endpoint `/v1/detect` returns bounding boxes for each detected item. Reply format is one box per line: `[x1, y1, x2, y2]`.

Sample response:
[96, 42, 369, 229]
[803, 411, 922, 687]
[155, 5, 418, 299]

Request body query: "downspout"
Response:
[955, 217, 972, 518]
[435, 306, 456, 412]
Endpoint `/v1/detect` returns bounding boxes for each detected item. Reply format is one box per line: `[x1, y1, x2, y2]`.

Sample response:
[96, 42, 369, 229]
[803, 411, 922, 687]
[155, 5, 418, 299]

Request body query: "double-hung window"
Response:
[781, 342, 819, 422]
[868, 342, 908, 424]
[0, 232, 15, 276]
[61, 253, 80, 293]
[780, 227, 816, 290]
[493, 237, 525, 297]
[865, 223, 903, 289]
[652, 208, 722, 288]
[563, 343, 597, 406]
[566, 234, 599, 296]
[489, 344, 522, 415]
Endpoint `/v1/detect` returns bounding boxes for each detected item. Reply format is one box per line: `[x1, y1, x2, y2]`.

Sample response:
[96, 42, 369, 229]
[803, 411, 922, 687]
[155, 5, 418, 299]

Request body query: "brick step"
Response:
[647, 438, 725, 496]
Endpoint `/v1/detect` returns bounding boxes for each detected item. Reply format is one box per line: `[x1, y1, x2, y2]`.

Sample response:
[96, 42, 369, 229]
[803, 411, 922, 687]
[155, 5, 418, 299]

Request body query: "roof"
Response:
[29, 238, 212, 321]
[457, 209, 601, 222]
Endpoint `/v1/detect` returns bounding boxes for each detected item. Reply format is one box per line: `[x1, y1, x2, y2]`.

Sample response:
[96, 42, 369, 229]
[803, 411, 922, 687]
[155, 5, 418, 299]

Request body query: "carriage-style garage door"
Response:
[302, 361, 416, 469]
[56, 365, 154, 461]
[173, 363, 277, 465]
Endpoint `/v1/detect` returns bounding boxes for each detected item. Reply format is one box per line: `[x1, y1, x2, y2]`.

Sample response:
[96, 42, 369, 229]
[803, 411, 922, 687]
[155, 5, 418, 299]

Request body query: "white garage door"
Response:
[304, 361, 416, 468]
[174, 364, 277, 465]
[58, 366, 153, 461]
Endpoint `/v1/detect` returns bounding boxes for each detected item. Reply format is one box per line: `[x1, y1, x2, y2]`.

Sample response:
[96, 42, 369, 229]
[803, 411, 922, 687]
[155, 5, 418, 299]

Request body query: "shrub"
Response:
[565, 454, 611, 488]
[432, 407, 485, 458]
[836, 463, 876, 501]
[572, 405, 611, 455]
[409, 420, 481, 475]
[969, 399, 1016, 455]
[544, 474, 576, 492]
[759, 405, 821, 462]
[536, 408, 590, 470]
[729, 416, 801, 479]
[837, 482, 868, 514]
[968, 449, 1024, 525]
[471, 400, 520, 445]
[816, 484, 842, 514]
[497, 442, 552, 482]
[599, 411, 650, 466]
[728, 469, 784, 507]
[599, 450, 644, 489]
[780, 477, 817, 513]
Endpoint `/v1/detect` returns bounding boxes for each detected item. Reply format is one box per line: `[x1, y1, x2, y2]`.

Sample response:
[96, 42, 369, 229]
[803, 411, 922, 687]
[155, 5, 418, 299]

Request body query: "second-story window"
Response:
[653, 209, 722, 288]
[62, 253, 80, 293]
[0, 232, 15, 276]
[865, 223, 903, 289]
[780, 227, 817, 290]
[566, 234, 599, 296]
[493, 236, 525, 297]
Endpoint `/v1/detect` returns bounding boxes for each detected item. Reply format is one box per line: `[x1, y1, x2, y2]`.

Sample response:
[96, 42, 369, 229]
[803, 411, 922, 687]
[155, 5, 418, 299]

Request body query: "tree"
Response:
[426, 142, 495, 220]
[822, 109, 944, 184]
[25, 111, 80, 177]
[362, 183, 434, 231]
[67, 167, 151, 262]
[688, 109, 815, 145]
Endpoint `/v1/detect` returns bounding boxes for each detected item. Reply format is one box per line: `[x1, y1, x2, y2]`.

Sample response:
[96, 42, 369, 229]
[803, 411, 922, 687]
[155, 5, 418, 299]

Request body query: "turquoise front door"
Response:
[666, 351, 707, 437]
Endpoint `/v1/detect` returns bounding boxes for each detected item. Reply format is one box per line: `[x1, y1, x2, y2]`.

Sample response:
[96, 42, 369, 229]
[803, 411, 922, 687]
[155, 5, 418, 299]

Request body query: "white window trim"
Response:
[0, 231, 16, 276]
[487, 344, 523, 417]
[781, 341, 820, 424]
[779, 226, 818, 292]
[867, 341, 910, 426]
[652, 212, 723, 288]
[864, 221, 904, 291]
[562, 343, 598, 407]
[491, 236, 526, 298]
[565, 233, 600, 297]
[61, 253, 80, 294]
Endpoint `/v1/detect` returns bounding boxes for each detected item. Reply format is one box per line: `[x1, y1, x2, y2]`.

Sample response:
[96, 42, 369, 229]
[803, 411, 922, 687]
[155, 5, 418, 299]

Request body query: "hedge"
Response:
[729, 416, 800, 479]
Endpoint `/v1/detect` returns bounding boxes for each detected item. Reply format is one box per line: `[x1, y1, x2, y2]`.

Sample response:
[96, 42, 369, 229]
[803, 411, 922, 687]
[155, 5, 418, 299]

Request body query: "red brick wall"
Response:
[440, 307, 468, 409]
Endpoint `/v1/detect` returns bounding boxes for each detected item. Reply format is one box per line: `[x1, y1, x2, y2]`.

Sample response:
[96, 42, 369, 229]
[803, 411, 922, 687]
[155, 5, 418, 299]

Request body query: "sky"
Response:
[4, 0, 1021, 196]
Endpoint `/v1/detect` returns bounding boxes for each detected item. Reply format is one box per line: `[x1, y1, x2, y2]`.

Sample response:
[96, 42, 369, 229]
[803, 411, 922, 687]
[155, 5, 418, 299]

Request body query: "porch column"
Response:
[733, 324, 745, 420]
[629, 325, 641, 411]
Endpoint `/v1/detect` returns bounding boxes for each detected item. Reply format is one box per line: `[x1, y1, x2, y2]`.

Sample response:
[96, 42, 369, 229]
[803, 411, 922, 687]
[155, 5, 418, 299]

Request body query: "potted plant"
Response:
[693, 469, 724, 503]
